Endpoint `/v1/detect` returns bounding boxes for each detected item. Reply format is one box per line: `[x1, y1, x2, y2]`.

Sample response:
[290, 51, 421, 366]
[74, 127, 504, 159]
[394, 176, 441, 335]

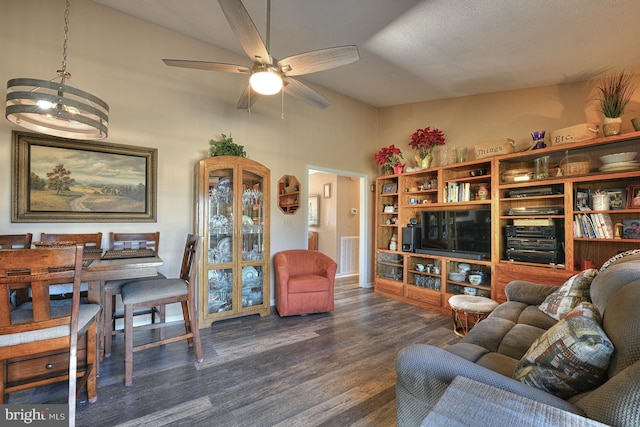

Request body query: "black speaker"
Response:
[402, 226, 421, 252]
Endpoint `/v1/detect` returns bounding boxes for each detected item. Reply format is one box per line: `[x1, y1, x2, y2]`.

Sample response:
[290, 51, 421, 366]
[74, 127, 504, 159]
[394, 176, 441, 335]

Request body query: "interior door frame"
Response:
[306, 165, 369, 288]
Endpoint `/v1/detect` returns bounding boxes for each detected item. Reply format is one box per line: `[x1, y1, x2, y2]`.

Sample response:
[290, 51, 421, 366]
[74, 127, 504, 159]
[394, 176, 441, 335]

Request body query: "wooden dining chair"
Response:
[0, 245, 100, 423]
[38, 233, 103, 300]
[103, 232, 165, 358]
[39, 232, 103, 257]
[0, 233, 33, 249]
[120, 234, 203, 386]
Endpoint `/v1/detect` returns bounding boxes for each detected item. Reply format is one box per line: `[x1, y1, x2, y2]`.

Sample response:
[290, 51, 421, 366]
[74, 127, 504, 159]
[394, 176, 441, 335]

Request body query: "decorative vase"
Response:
[603, 117, 622, 136]
[417, 154, 432, 169]
[392, 164, 405, 175]
[477, 183, 489, 200]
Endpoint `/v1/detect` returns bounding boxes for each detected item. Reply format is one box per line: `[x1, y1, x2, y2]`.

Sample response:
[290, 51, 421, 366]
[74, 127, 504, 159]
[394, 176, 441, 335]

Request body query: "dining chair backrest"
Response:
[39, 232, 103, 251]
[0, 245, 84, 330]
[181, 234, 200, 284]
[0, 233, 33, 249]
[109, 232, 160, 252]
[0, 244, 99, 422]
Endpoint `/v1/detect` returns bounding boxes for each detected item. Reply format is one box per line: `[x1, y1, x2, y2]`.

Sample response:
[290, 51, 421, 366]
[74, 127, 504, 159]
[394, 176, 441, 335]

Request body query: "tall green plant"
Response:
[598, 71, 635, 118]
[209, 134, 246, 157]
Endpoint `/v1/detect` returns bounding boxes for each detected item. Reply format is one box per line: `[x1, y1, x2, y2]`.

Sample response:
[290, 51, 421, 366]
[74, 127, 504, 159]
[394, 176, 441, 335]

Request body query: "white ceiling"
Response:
[94, 0, 640, 108]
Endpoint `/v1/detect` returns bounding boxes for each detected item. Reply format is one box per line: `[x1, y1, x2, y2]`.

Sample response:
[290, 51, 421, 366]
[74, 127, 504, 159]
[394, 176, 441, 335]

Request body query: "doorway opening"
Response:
[307, 166, 368, 288]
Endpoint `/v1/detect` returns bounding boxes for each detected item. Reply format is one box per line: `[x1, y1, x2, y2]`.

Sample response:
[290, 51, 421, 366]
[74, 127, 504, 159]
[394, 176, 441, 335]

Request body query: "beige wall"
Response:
[379, 77, 640, 165]
[0, 0, 380, 294]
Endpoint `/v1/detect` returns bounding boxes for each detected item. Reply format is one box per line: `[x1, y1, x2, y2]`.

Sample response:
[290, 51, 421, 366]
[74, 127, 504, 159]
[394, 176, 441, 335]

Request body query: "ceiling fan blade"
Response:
[282, 77, 331, 109]
[236, 85, 262, 110]
[218, 0, 270, 64]
[278, 45, 359, 76]
[162, 59, 250, 74]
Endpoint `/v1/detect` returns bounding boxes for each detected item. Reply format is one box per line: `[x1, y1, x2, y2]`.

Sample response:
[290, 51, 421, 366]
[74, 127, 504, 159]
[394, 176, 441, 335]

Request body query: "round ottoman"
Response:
[448, 295, 499, 337]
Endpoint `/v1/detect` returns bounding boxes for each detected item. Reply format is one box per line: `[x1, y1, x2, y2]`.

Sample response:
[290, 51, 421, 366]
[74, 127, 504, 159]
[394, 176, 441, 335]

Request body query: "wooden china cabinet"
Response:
[194, 156, 270, 328]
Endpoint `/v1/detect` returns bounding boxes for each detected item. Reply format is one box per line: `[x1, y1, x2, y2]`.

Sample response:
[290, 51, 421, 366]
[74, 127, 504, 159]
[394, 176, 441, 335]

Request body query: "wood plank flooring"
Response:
[10, 282, 460, 426]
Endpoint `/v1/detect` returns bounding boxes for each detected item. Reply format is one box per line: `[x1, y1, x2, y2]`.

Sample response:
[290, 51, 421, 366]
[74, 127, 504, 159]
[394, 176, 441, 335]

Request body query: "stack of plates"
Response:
[599, 161, 640, 172]
[599, 152, 639, 172]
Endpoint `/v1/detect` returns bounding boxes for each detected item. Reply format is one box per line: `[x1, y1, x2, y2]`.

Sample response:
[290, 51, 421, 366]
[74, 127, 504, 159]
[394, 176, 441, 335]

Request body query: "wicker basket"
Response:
[560, 155, 590, 176]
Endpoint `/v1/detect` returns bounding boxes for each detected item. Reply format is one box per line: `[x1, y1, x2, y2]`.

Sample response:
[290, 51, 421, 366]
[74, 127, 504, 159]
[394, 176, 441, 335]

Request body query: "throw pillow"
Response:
[599, 249, 640, 272]
[538, 268, 597, 320]
[513, 302, 614, 399]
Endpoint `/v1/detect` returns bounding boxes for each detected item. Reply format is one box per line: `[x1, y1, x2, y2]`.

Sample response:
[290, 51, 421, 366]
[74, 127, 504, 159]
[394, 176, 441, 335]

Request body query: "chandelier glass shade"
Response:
[4, 0, 109, 140]
[249, 68, 283, 95]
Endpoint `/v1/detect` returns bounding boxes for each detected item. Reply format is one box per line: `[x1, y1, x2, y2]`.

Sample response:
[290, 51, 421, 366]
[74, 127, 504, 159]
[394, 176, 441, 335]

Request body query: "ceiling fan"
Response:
[162, 0, 359, 110]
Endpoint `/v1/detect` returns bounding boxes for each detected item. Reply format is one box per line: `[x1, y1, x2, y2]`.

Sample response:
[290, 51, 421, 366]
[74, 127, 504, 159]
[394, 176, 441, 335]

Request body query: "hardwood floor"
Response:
[11, 282, 460, 426]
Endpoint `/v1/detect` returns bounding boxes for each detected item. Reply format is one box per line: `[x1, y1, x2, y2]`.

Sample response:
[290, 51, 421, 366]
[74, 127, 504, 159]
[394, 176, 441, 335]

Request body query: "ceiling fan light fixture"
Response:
[250, 69, 282, 95]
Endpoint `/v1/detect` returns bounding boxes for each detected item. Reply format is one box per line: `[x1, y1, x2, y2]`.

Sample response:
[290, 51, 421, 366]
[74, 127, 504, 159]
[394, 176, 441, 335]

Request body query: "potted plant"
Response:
[375, 144, 404, 174]
[209, 133, 247, 157]
[409, 127, 446, 168]
[597, 71, 635, 136]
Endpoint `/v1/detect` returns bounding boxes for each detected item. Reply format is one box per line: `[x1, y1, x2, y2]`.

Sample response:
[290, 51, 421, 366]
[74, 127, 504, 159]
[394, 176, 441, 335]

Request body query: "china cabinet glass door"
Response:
[207, 168, 234, 314]
[240, 169, 265, 308]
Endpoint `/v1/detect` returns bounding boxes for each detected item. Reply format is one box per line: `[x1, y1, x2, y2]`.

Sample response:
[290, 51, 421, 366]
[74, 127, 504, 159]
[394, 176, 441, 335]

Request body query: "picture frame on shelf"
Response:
[607, 188, 626, 210]
[381, 182, 398, 194]
[575, 188, 590, 209]
[628, 185, 640, 209]
[622, 219, 640, 239]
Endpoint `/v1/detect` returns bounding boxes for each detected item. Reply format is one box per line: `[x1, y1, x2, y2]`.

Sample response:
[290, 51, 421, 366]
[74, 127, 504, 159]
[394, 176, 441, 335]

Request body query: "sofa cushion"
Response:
[591, 261, 640, 316]
[497, 323, 547, 360]
[446, 342, 490, 363]
[505, 280, 558, 305]
[512, 302, 614, 399]
[460, 317, 515, 353]
[517, 305, 558, 330]
[538, 269, 597, 320]
[488, 300, 529, 323]
[600, 280, 640, 378]
[475, 352, 519, 377]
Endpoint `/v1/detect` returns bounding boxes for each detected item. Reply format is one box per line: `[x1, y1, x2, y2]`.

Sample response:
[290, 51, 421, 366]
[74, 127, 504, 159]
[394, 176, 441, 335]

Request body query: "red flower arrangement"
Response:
[409, 127, 446, 159]
[375, 144, 404, 173]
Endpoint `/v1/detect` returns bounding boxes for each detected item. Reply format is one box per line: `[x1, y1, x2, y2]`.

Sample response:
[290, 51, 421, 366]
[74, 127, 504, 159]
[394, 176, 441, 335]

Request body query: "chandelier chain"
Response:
[60, 0, 71, 78]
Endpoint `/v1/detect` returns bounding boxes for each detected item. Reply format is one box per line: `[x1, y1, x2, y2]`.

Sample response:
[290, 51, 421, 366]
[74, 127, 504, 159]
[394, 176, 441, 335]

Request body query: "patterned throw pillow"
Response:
[513, 302, 614, 399]
[599, 249, 640, 272]
[538, 268, 597, 320]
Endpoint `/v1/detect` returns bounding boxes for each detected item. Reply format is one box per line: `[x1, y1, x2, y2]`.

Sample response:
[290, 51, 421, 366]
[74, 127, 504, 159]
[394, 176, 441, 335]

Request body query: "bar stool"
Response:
[448, 295, 498, 337]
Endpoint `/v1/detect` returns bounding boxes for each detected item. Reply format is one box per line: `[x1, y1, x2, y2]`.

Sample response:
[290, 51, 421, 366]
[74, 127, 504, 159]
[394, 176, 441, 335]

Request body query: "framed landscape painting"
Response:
[12, 131, 157, 222]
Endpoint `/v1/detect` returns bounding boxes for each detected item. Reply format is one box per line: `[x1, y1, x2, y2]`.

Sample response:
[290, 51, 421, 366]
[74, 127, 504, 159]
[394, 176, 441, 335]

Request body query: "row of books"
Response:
[574, 211, 614, 239]
[445, 182, 473, 203]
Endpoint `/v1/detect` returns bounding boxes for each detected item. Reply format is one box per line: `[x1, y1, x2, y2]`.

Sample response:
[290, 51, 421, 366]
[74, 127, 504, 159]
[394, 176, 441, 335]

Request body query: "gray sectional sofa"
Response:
[396, 252, 640, 426]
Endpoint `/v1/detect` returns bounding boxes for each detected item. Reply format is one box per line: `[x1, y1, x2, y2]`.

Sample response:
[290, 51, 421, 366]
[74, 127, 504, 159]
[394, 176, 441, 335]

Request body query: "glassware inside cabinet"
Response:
[241, 265, 264, 307]
[241, 170, 264, 261]
[208, 169, 233, 264]
[408, 256, 441, 290]
[376, 252, 403, 282]
[208, 268, 233, 313]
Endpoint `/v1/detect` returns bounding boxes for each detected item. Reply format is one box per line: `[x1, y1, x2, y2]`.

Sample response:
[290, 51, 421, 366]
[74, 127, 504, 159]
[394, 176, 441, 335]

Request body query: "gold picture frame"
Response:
[12, 131, 157, 222]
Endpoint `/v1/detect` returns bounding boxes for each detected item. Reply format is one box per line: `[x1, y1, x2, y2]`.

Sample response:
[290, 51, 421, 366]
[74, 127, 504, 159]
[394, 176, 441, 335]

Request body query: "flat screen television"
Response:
[416, 209, 491, 260]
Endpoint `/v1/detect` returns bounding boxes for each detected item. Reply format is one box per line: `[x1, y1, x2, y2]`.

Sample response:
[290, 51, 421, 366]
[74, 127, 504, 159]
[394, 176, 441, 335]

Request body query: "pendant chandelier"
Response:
[5, 0, 109, 140]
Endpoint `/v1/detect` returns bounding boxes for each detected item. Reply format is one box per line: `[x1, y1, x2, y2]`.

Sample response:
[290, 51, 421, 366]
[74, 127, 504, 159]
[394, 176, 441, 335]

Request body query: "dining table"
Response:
[81, 252, 164, 360]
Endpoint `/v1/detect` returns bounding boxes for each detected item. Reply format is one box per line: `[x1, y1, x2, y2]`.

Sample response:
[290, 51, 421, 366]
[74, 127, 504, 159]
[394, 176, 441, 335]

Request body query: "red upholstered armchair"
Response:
[274, 250, 337, 316]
